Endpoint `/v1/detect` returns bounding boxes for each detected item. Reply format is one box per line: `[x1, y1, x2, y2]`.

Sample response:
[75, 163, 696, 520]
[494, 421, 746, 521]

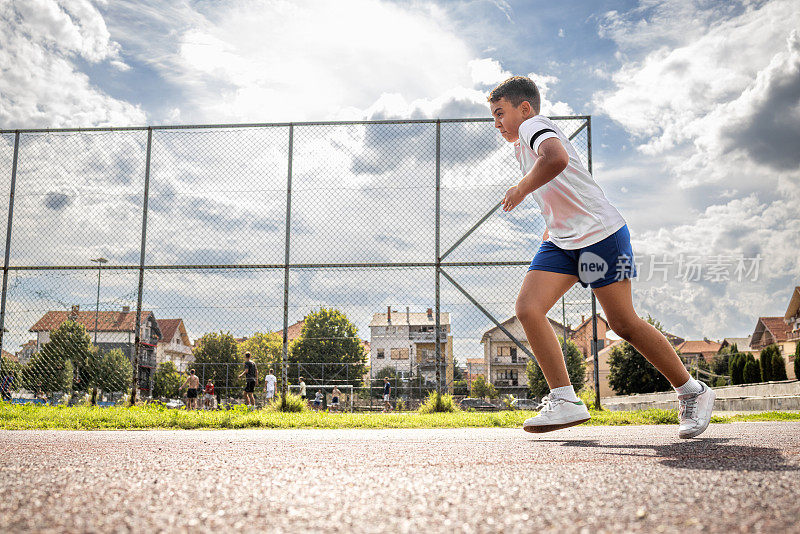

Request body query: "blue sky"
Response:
[0, 0, 798, 355]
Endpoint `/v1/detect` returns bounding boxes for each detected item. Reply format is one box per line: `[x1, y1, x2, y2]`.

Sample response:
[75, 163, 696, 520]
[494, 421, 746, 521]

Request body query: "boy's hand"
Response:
[501, 186, 525, 211]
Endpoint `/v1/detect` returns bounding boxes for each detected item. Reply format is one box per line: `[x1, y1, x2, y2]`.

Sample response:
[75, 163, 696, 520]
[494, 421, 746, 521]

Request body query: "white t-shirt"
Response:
[515, 115, 626, 250]
[264, 374, 277, 390]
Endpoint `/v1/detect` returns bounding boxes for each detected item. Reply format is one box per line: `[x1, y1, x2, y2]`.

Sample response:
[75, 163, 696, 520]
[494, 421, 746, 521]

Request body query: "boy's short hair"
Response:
[488, 76, 540, 114]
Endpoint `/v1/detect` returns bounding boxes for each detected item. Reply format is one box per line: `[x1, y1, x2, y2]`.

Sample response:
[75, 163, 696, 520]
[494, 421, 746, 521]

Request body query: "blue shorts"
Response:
[528, 224, 638, 289]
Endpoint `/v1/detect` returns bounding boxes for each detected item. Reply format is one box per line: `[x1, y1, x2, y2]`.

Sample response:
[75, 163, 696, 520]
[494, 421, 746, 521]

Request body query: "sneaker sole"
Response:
[679, 389, 716, 439]
[523, 417, 591, 433]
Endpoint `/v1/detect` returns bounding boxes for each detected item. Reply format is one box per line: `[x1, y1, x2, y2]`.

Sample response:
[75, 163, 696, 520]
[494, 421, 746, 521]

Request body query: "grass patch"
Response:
[1, 403, 798, 430]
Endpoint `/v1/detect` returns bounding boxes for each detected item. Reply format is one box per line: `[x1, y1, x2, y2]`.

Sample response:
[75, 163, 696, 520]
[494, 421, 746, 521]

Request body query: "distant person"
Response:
[203, 379, 215, 409]
[180, 369, 200, 410]
[330, 386, 342, 412]
[382, 377, 392, 412]
[263, 368, 277, 403]
[237, 352, 257, 407]
[298, 376, 307, 401]
[313, 389, 324, 411]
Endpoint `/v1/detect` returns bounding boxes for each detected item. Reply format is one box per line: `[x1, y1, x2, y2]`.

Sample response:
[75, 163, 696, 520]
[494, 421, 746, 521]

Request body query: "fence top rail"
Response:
[0, 116, 590, 135]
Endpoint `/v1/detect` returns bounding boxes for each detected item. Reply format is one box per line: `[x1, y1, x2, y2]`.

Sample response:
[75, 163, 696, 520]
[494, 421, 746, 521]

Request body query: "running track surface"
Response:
[1, 423, 798, 533]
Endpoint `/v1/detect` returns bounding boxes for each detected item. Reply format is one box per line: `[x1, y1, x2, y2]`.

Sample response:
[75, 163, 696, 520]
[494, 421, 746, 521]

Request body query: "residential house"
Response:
[675, 339, 723, 364]
[15, 339, 37, 364]
[29, 305, 162, 394]
[783, 285, 800, 379]
[750, 316, 796, 380]
[464, 357, 486, 384]
[588, 339, 625, 398]
[570, 314, 611, 359]
[719, 336, 754, 353]
[155, 319, 193, 372]
[479, 315, 578, 394]
[587, 324, 686, 398]
[369, 307, 454, 393]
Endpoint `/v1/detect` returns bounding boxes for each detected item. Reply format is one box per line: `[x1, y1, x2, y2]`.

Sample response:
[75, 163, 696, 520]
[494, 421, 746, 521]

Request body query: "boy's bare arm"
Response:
[518, 138, 569, 196]
[501, 138, 569, 212]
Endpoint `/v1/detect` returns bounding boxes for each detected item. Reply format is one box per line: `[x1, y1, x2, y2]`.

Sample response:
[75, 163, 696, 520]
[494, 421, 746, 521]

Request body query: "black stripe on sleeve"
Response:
[529, 128, 557, 151]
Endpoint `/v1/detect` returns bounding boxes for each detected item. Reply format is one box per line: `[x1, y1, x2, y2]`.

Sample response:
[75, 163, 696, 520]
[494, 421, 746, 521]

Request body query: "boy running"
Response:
[489, 76, 715, 438]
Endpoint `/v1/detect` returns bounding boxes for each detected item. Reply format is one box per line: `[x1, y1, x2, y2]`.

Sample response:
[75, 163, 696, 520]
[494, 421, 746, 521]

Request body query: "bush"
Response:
[266, 392, 308, 413]
[743, 359, 761, 384]
[526, 337, 585, 398]
[771, 350, 788, 381]
[417, 391, 458, 413]
[714, 377, 728, 388]
[578, 387, 596, 409]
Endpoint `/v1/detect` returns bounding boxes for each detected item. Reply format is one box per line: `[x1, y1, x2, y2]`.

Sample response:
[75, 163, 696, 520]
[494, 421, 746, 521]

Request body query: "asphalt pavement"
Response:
[1, 422, 799, 533]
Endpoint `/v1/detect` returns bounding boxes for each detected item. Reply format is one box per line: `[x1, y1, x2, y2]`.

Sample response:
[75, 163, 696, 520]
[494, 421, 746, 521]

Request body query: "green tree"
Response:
[22, 353, 73, 397]
[771, 349, 788, 381]
[743, 358, 761, 384]
[526, 337, 586, 398]
[730, 353, 745, 385]
[98, 349, 132, 393]
[39, 320, 94, 392]
[608, 341, 672, 395]
[759, 345, 777, 382]
[152, 361, 182, 398]
[289, 308, 367, 387]
[470, 375, 497, 400]
[711, 348, 731, 377]
[239, 332, 283, 377]
[794, 342, 799, 381]
[192, 332, 242, 399]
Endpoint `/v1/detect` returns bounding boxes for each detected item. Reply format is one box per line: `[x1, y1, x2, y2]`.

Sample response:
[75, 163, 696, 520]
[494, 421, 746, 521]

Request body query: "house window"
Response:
[510, 347, 518, 363]
[391, 348, 409, 360]
[377, 349, 385, 359]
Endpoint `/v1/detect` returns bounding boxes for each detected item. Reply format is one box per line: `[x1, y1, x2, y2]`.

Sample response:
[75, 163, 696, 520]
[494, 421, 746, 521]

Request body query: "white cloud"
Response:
[469, 58, 511, 86]
[0, 0, 145, 127]
[127, 0, 476, 124]
[593, 0, 800, 338]
[527, 72, 574, 115]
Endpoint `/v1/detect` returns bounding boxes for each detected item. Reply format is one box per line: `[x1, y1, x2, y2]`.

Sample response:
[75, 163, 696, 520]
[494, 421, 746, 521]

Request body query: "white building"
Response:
[155, 319, 193, 372]
[368, 306, 454, 392]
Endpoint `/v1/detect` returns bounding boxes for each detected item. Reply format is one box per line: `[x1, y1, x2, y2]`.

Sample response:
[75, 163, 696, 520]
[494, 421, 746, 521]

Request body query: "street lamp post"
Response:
[90, 257, 108, 344]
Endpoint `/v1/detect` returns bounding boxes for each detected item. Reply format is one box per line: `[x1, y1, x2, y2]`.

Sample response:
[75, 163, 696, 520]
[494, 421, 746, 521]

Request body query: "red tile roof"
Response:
[758, 317, 792, 343]
[30, 310, 152, 333]
[157, 319, 184, 343]
[274, 319, 306, 342]
[675, 340, 722, 358]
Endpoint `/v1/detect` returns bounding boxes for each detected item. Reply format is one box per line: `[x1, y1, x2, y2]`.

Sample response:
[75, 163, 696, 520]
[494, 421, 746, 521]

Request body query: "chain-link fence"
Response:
[0, 117, 602, 410]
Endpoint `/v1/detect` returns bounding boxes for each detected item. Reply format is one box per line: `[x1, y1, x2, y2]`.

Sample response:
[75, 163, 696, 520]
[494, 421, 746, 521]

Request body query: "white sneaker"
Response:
[678, 381, 715, 439]
[523, 394, 591, 433]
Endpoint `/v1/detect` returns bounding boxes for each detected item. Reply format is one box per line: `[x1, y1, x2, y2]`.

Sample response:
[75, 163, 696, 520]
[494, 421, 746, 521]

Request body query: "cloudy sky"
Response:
[0, 0, 798, 356]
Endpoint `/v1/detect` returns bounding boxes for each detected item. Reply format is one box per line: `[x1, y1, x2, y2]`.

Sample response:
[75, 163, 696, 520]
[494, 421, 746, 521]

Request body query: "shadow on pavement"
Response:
[533, 437, 799, 472]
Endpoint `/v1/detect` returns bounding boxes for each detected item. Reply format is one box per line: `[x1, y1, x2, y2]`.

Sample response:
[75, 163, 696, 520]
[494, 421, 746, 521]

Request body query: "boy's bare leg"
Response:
[515, 270, 580, 389]
[592, 278, 690, 386]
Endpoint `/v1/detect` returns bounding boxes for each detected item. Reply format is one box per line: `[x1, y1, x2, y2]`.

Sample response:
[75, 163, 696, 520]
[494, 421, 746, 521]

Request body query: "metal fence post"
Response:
[586, 116, 602, 410]
[435, 120, 442, 396]
[131, 127, 152, 405]
[0, 132, 19, 356]
[281, 124, 294, 406]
